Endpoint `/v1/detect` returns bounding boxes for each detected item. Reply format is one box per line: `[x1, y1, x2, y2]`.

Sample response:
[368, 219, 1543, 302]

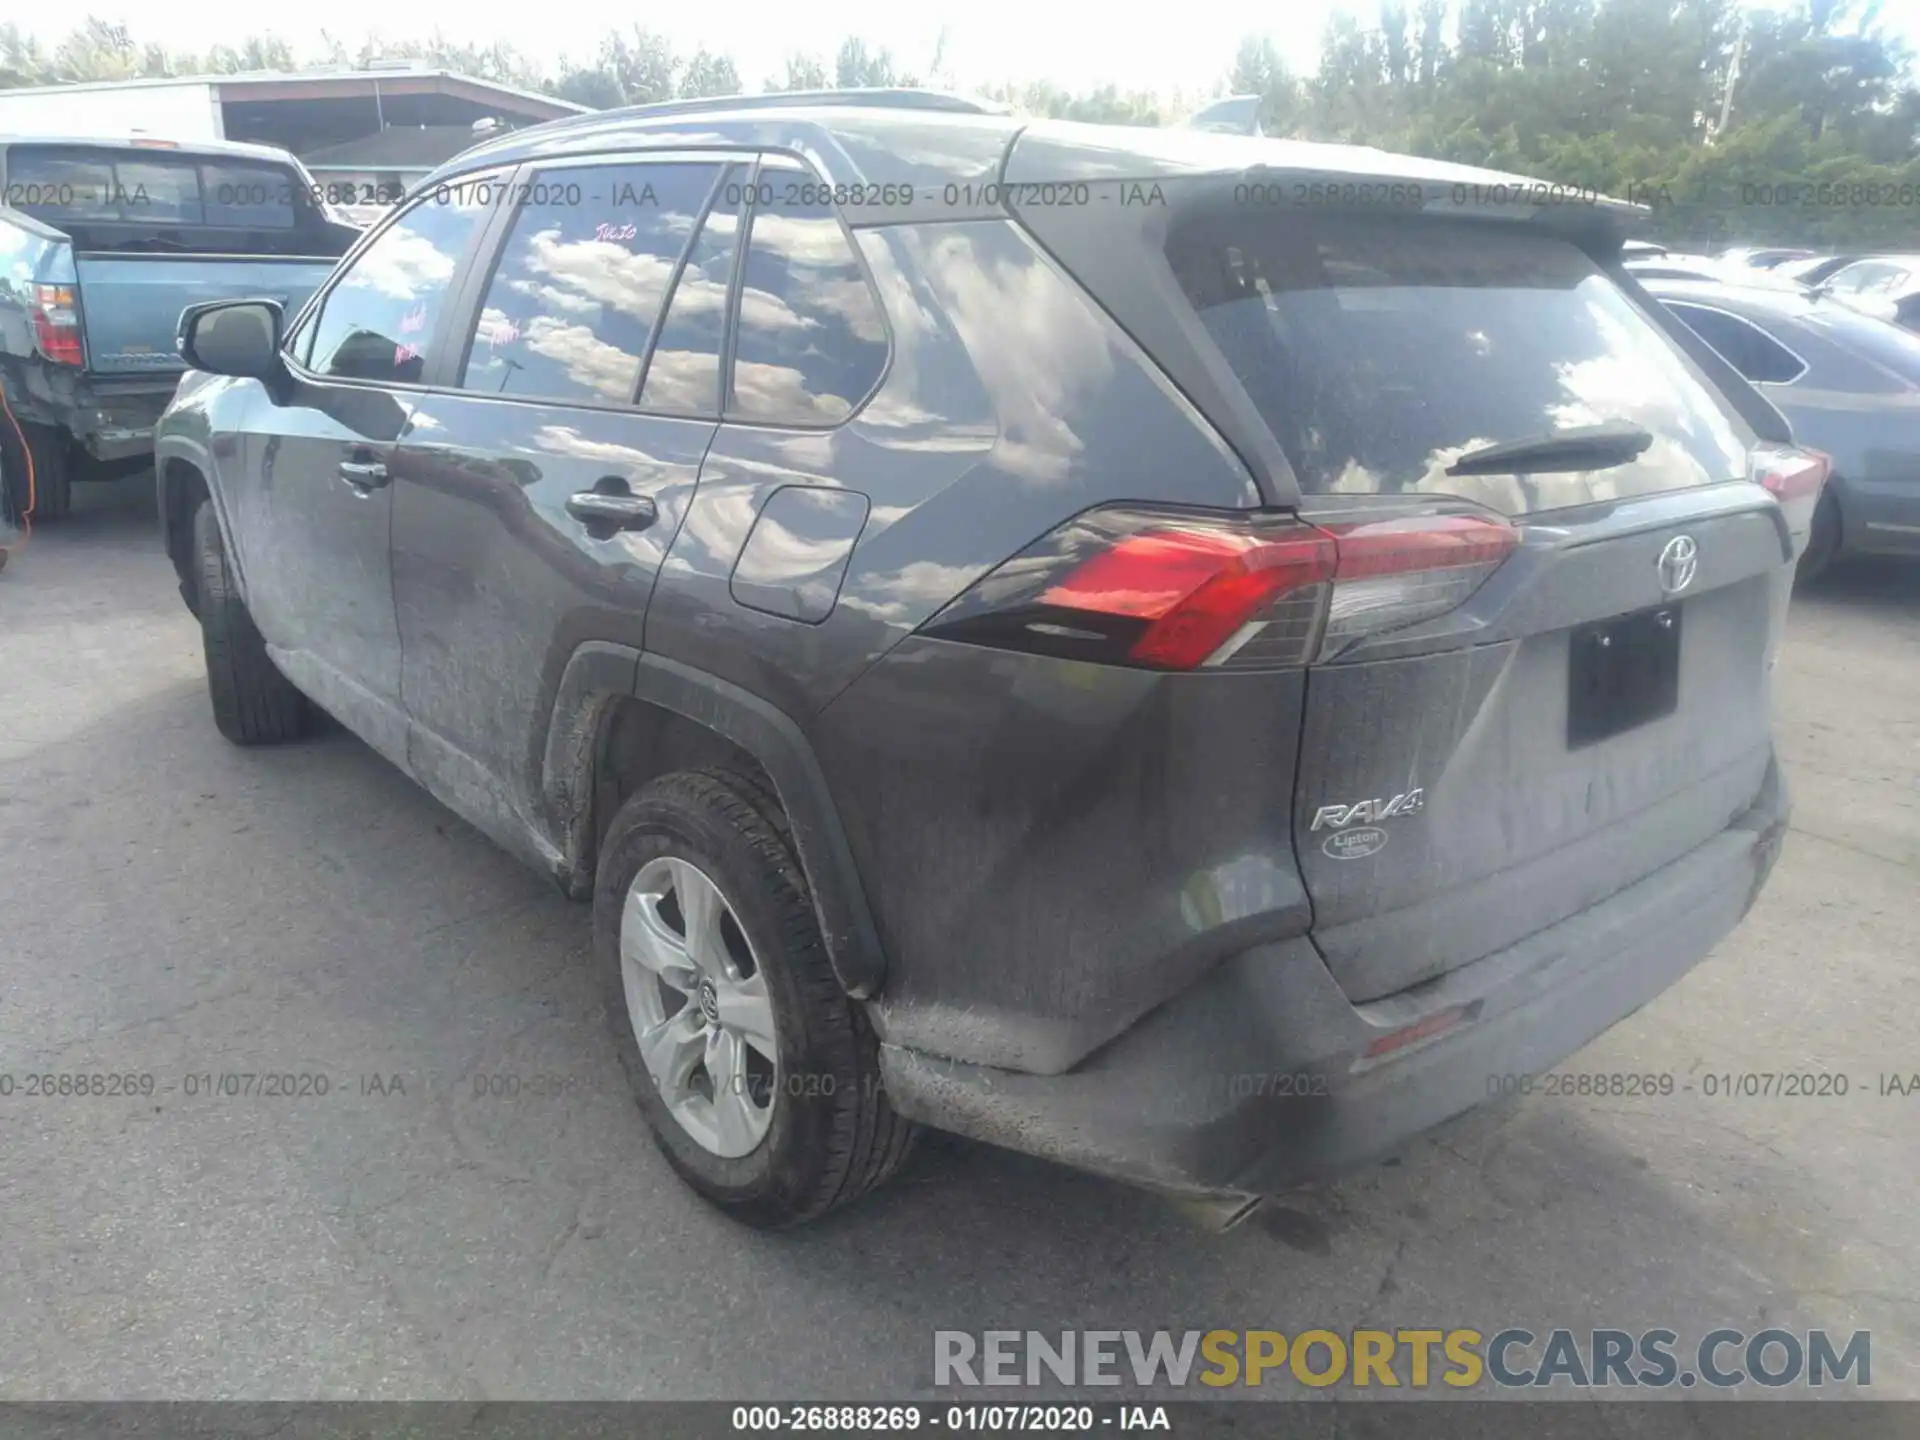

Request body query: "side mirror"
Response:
[178, 299, 285, 380]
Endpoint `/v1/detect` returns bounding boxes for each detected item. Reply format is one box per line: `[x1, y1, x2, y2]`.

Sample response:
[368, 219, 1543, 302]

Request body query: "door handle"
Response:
[566, 487, 658, 534]
[338, 458, 390, 491]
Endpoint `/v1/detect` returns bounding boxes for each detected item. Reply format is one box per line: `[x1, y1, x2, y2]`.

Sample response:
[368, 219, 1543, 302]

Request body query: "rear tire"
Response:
[597, 767, 918, 1228]
[1797, 491, 1842, 585]
[193, 499, 312, 745]
[3, 422, 72, 521]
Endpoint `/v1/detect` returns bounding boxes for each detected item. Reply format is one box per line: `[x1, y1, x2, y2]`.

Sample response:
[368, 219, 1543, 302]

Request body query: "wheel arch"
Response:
[159, 455, 213, 617]
[541, 644, 887, 999]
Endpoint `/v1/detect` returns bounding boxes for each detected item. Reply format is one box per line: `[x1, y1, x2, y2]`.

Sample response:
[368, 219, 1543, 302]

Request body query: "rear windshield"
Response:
[1166, 213, 1754, 513]
[4, 147, 298, 229]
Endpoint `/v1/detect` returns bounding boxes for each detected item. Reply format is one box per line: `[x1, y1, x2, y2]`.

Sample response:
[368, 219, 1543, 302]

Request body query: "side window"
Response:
[460, 162, 721, 405]
[727, 171, 889, 426]
[302, 194, 484, 384]
[1665, 304, 1805, 385]
[637, 165, 749, 417]
[1829, 263, 1891, 294]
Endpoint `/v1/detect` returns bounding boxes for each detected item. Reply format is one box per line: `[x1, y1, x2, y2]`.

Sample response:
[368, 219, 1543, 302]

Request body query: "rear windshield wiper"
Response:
[1447, 421, 1655, 476]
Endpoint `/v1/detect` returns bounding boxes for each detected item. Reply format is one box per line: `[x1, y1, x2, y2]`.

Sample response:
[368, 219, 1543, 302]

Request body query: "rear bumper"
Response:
[0, 359, 177, 464]
[878, 755, 1790, 1197]
[69, 381, 179, 463]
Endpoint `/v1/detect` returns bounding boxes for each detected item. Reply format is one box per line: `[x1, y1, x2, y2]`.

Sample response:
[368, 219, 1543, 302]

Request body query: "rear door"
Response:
[1159, 209, 1793, 1001]
[389, 156, 745, 847]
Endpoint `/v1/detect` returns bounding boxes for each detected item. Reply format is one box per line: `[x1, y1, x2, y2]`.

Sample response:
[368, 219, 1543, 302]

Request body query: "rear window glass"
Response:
[4, 148, 297, 229]
[1166, 213, 1753, 513]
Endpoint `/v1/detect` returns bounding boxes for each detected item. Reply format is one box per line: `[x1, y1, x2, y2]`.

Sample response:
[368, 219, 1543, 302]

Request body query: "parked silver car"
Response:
[1640, 276, 1920, 577]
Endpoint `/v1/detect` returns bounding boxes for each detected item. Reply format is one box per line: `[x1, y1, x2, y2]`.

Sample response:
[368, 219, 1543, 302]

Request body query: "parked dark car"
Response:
[0, 136, 358, 520]
[1816, 253, 1920, 334]
[1774, 253, 1862, 286]
[156, 93, 1811, 1227]
[1640, 276, 1920, 578]
[1719, 245, 1817, 270]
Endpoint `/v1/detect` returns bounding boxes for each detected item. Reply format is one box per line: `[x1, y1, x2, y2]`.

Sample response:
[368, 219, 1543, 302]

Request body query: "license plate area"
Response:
[1568, 605, 1682, 748]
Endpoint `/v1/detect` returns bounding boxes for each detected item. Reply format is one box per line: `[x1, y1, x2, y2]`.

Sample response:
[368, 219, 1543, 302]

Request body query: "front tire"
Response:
[597, 768, 917, 1227]
[193, 499, 313, 745]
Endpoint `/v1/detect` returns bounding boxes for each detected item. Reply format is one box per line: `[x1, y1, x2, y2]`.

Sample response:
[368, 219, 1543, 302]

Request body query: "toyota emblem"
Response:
[1657, 535, 1698, 595]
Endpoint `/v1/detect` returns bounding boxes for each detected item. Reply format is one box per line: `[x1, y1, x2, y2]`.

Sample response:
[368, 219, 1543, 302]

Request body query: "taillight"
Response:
[1749, 444, 1829, 541]
[920, 505, 1518, 671]
[1317, 513, 1519, 654]
[31, 283, 83, 367]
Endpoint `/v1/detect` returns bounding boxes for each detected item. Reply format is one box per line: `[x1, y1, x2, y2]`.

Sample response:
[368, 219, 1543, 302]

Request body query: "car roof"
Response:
[0, 134, 305, 166]
[426, 90, 1649, 233]
[1637, 277, 1825, 316]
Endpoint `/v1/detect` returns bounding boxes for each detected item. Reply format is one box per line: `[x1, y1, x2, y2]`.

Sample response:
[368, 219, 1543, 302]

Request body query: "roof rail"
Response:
[605, 88, 1009, 121]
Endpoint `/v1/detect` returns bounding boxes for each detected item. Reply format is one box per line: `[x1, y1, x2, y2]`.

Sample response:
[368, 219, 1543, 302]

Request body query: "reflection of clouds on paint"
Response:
[837, 560, 982, 625]
[529, 425, 658, 466]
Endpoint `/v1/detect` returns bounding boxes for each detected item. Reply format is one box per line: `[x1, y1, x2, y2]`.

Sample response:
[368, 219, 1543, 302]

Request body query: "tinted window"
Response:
[637, 167, 747, 417]
[200, 162, 299, 229]
[461, 163, 718, 405]
[4, 149, 305, 230]
[303, 196, 483, 384]
[6, 150, 146, 223]
[728, 177, 888, 425]
[1663, 304, 1807, 384]
[1165, 212, 1753, 512]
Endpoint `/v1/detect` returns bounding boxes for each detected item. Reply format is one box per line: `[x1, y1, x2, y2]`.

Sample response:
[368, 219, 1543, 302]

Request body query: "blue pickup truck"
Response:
[1, 136, 359, 520]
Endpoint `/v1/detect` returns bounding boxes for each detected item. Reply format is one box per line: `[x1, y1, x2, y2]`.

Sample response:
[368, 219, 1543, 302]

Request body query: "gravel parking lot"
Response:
[2, 475, 1916, 1400]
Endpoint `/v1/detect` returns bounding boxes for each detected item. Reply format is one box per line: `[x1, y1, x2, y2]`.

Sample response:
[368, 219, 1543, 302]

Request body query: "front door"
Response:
[231, 188, 492, 766]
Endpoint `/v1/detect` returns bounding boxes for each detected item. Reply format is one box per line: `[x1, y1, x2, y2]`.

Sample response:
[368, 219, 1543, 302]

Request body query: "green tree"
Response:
[678, 49, 742, 99]
[766, 53, 829, 92]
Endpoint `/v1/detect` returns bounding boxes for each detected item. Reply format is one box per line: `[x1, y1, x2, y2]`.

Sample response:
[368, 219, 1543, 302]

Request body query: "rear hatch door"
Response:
[1162, 206, 1792, 1002]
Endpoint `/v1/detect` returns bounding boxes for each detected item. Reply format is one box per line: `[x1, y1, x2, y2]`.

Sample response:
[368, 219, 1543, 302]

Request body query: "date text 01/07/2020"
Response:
[730, 1406, 1171, 1432]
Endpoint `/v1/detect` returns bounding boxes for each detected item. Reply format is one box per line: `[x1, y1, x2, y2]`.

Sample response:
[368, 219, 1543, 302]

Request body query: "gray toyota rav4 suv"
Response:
[156, 91, 1813, 1228]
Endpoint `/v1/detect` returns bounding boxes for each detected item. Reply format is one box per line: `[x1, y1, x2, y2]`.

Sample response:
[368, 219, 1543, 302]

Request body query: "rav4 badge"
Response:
[1310, 788, 1425, 832]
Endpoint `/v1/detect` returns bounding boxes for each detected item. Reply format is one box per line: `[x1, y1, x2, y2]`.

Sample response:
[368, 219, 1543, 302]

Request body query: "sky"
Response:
[14, 1, 1917, 100]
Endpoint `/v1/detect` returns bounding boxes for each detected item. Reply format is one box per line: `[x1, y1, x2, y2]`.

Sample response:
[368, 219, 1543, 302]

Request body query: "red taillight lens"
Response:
[1749, 444, 1830, 541]
[1040, 526, 1336, 670]
[31, 283, 83, 367]
[921, 504, 1517, 671]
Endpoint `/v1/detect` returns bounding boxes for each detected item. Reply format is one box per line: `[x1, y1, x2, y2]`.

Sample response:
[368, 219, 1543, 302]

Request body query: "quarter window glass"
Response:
[305, 195, 484, 384]
[1663, 304, 1806, 384]
[461, 163, 720, 404]
[728, 181, 888, 425]
[638, 165, 748, 417]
